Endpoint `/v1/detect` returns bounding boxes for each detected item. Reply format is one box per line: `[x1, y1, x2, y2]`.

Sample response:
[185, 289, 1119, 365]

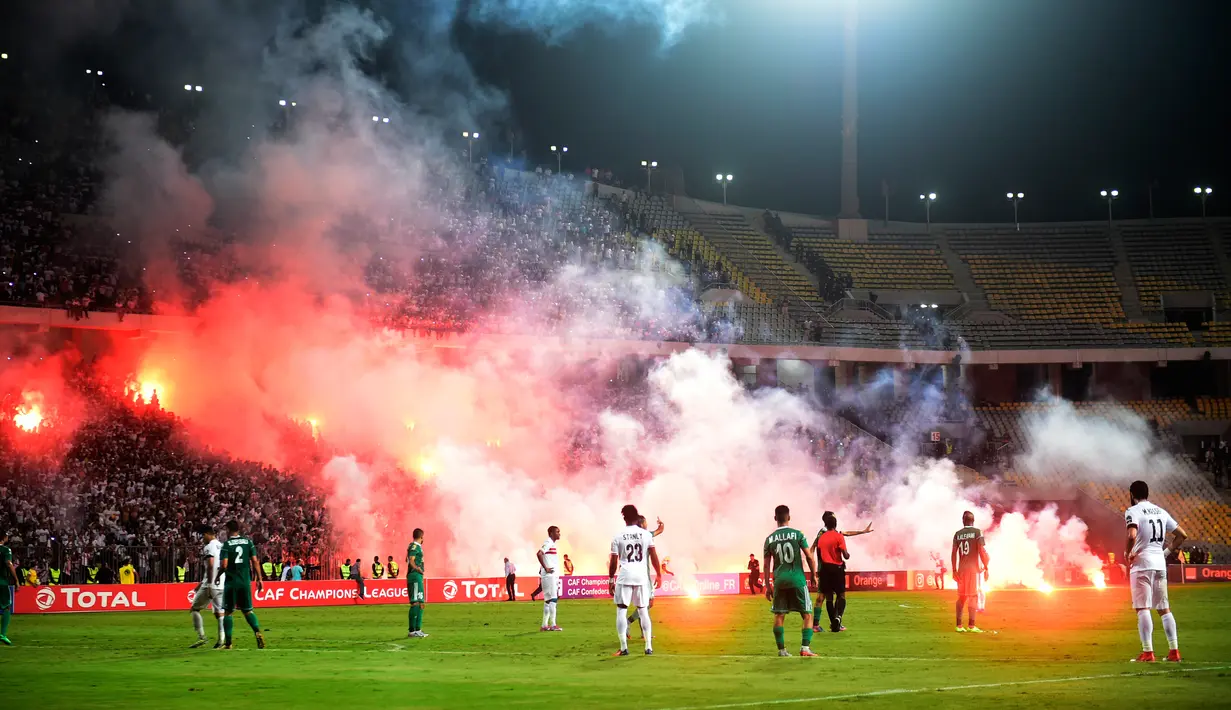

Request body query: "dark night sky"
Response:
[2, 0, 1228, 223]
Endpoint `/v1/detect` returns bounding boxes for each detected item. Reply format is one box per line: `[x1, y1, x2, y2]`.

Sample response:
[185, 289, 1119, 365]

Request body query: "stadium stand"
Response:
[791, 228, 956, 292]
[1120, 223, 1228, 312]
[677, 208, 825, 314]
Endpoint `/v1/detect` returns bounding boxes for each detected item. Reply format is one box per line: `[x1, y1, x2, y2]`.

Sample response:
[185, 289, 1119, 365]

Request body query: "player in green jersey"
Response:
[1, 531, 17, 645]
[215, 520, 266, 650]
[763, 505, 817, 657]
[406, 528, 428, 638]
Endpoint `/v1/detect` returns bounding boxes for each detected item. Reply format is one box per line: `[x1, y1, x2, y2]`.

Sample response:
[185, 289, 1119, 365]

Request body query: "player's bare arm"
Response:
[648, 546, 663, 589]
[763, 552, 774, 602]
[250, 556, 263, 591]
[537, 549, 553, 574]
[804, 544, 818, 591]
[979, 544, 990, 580]
[216, 557, 228, 585]
[1167, 525, 1188, 558]
[950, 540, 959, 581]
[652, 518, 664, 537]
[1125, 524, 1139, 566]
[842, 522, 874, 537]
[607, 552, 619, 596]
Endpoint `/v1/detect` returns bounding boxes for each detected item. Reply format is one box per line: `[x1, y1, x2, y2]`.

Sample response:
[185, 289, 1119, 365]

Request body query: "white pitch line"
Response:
[652, 665, 1231, 710]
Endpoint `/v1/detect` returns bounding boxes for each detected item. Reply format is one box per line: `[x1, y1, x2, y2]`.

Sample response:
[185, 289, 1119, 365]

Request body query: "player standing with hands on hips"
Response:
[764, 504, 818, 657]
[1125, 480, 1186, 663]
[610, 505, 661, 656]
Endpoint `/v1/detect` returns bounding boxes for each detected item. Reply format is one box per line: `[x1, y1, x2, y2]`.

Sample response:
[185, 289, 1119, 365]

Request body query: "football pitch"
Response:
[4, 586, 1230, 709]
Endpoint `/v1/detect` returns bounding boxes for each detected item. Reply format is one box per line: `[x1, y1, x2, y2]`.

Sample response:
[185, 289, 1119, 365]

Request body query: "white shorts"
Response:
[613, 582, 651, 608]
[540, 574, 559, 601]
[1131, 569, 1169, 610]
[191, 586, 223, 612]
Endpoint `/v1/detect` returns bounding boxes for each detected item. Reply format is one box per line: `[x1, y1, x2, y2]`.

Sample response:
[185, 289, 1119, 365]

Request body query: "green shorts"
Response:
[223, 581, 254, 612]
[771, 584, 813, 616]
[407, 574, 425, 603]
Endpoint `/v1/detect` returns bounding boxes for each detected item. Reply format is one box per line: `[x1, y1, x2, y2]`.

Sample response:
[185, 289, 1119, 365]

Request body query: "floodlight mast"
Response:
[462, 131, 480, 164]
[551, 145, 568, 173]
[716, 173, 733, 205]
[1100, 189, 1119, 225]
[1007, 192, 1025, 231]
[840, 0, 860, 218]
[641, 160, 658, 192]
[1194, 186, 1213, 218]
[920, 192, 937, 228]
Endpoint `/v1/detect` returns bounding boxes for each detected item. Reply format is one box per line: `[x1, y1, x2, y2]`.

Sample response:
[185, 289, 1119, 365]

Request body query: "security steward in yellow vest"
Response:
[372, 556, 384, 579]
[387, 556, 399, 579]
[49, 567, 62, 585]
[261, 557, 274, 581]
[340, 560, 351, 580]
[86, 565, 100, 584]
[175, 563, 187, 583]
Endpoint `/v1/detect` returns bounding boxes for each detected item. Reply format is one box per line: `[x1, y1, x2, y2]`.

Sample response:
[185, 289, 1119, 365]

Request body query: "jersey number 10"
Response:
[774, 543, 795, 564]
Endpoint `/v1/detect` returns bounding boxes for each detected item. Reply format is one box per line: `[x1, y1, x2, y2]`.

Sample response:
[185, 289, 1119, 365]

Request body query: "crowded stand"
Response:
[0, 367, 330, 586]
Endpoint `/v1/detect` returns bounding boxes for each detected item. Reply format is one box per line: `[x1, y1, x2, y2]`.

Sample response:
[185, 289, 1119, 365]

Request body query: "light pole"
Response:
[641, 160, 658, 192]
[919, 192, 937, 227]
[279, 99, 297, 124]
[1100, 189, 1119, 225]
[715, 174, 733, 205]
[1007, 192, 1024, 231]
[1194, 186, 1213, 218]
[462, 131, 480, 164]
[550, 145, 568, 173]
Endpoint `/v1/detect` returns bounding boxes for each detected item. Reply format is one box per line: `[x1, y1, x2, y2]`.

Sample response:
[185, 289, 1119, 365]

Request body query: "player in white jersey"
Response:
[1124, 480, 1187, 663]
[627, 514, 664, 638]
[537, 526, 563, 631]
[189, 525, 226, 649]
[609, 504, 661, 656]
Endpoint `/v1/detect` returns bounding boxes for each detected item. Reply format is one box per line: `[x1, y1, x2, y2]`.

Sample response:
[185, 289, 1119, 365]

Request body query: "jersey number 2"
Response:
[774, 543, 795, 564]
[235, 549, 245, 564]
[1147, 519, 1165, 544]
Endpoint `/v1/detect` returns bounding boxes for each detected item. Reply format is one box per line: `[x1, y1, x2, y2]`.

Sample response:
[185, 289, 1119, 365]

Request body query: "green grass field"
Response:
[4, 586, 1230, 709]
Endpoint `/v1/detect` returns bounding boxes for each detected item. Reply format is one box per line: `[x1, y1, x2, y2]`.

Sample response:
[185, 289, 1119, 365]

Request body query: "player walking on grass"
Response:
[538, 526, 563, 631]
[407, 528, 428, 638]
[610, 504, 661, 656]
[951, 511, 989, 633]
[189, 525, 226, 649]
[627, 514, 663, 638]
[1125, 480, 1186, 663]
[216, 520, 266, 650]
[764, 505, 817, 657]
[1, 531, 16, 646]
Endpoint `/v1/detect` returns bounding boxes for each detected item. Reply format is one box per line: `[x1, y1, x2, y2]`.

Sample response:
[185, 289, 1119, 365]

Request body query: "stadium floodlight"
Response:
[1007, 192, 1025, 231]
[462, 131, 480, 164]
[550, 145, 568, 173]
[382, 117, 390, 123]
[1194, 186, 1213, 218]
[86, 69, 103, 76]
[279, 99, 287, 106]
[184, 84, 192, 91]
[715, 173, 734, 204]
[642, 160, 659, 192]
[1, 53, 8, 60]
[920, 192, 937, 227]
[1100, 188, 1119, 224]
